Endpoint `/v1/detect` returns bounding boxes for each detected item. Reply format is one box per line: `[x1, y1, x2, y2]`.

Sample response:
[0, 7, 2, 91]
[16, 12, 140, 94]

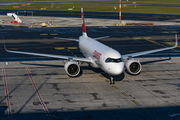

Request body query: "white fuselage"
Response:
[79, 35, 124, 76]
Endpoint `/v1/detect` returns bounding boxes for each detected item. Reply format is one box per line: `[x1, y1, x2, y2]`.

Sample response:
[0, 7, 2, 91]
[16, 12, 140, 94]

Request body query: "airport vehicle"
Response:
[4, 8, 178, 84]
[7, 13, 22, 23]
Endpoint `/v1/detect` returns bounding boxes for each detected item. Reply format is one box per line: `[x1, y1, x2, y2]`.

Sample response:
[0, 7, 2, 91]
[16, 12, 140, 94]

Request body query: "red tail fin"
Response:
[81, 8, 87, 37]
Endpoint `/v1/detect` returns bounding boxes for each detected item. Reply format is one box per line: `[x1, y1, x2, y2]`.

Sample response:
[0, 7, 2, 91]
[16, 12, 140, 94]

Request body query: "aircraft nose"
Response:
[109, 62, 124, 76]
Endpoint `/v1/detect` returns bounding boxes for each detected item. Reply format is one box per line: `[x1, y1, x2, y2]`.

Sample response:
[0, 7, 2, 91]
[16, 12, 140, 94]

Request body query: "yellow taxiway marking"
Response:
[55, 47, 65, 50]
[162, 42, 180, 48]
[121, 92, 128, 97]
[55, 47, 77, 50]
[143, 37, 151, 40]
[40, 34, 48, 35]
[105, 80, 110, 83]
[67, 48, 78, 58]
[143, 109, 151, 114]
[133, 37, 141, 40]
[50, 33, 58, 35]
[146, 39, 167, 47]
[145, 39, 180, 53]
[161, 31, 169, 33]
[134, 37, 152, 40]
[113, 86, 119, 89]
[67, 47, 78, 49]
[99, 74, 104, 78]
[171, 31, 178, 33]
[131, 100, 139, 105]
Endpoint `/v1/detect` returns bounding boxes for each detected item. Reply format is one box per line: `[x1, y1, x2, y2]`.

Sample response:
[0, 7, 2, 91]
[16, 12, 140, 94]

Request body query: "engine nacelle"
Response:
[125, 59, 142, 75]
[64, 61, 80, 77]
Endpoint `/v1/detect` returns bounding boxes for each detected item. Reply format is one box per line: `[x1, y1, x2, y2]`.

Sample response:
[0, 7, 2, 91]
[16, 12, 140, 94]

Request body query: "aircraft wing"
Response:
[122, 34, 178, 59]
[4, 43, 92, 63]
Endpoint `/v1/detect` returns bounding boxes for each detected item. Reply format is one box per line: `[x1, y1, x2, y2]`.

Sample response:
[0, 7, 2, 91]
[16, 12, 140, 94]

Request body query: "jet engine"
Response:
[125, 59, 142, 75]
[64, 61, 81, 77]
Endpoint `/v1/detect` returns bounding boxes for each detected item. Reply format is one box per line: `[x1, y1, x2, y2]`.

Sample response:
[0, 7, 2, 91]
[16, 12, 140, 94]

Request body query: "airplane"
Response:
[4, 8, 178, 84]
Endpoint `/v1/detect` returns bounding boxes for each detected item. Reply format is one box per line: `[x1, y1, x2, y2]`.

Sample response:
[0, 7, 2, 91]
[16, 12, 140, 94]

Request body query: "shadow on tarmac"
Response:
[20, 62, 64, 68]
[141, 56, 171, 65]
[1, 106, 180, 120]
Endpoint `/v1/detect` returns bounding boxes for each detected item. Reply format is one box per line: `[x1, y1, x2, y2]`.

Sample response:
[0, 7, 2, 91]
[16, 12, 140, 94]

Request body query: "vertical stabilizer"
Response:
[81, 8, 87, 37]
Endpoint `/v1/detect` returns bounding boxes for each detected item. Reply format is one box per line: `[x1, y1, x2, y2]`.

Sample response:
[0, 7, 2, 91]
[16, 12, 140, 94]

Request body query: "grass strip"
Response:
[1, 3, 180, 15]
[0, 0, 180, 5]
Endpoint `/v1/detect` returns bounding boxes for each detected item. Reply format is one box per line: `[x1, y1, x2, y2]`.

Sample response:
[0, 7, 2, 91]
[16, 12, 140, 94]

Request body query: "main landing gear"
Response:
[109, 75, 115, 84]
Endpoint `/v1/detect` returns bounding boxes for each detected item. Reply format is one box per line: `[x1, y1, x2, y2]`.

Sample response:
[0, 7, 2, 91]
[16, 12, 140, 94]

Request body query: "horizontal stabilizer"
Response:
[94, 36, 109, 40]
[54, 37, 79, 42]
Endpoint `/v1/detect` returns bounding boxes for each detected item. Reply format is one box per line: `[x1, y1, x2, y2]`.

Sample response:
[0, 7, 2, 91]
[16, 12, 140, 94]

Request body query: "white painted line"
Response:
[166, 60, 172, 63]
[2, 68, 12, 117]
[26, 67, 50, 116]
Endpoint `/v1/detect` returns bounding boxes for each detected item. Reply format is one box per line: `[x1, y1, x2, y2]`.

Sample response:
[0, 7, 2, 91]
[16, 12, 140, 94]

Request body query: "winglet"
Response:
[175, 34, 178, 47]
[81, 8, 87, 37]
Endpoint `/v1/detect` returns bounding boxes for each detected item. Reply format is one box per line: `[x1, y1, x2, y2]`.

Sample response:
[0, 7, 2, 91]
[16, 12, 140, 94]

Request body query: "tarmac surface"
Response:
[0, 12, 180, 120]
[1, 9, 180, 28]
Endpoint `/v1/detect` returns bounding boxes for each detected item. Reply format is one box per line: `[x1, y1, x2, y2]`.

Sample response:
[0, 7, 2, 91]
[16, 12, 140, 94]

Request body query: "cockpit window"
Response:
[105, 58, 124, 63]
